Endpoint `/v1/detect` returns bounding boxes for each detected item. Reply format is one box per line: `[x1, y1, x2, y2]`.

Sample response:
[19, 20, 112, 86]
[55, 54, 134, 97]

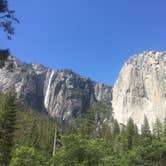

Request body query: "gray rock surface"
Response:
[0, 55, 112, 121]
[112, 51, 166, 129]
[1, 51, 165, 128]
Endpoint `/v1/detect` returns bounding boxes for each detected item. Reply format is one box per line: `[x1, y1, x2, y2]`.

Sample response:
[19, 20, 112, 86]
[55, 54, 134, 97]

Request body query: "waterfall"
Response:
[44, 70, 54, 109]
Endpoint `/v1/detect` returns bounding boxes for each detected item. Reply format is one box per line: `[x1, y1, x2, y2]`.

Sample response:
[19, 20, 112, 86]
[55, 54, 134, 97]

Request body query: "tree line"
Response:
[0, 91, 166, 166]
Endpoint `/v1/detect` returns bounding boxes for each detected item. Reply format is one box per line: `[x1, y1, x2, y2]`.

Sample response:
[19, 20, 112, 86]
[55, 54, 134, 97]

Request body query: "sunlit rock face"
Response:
[112, 51, 166, 129]
[0, 55, 47, 110]
[0, 55, 112, 121]
[43, 69, 95, 121]
[1, 51, 165, 126]
[43, 70, 112, 121]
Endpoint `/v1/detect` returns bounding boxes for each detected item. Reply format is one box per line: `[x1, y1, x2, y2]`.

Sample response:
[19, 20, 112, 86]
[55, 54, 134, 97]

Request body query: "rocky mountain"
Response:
[112, 51, 166, 128]
[0, 54, 112, 121]
[0, 51, 165, 128]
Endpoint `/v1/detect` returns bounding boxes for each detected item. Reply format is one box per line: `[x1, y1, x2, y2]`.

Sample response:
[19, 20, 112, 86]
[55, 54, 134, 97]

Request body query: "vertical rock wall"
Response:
[112, 51, 166, 128]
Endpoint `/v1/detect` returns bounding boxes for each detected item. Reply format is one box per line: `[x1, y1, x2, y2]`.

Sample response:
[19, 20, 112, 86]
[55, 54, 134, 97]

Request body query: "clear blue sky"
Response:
[1, 0, 166, 85]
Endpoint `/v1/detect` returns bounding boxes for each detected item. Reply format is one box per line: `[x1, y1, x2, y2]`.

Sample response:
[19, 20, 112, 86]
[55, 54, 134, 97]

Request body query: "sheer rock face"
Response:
[0, 55, 112, 121]
[94, 83, 112, 105]
[112, 51, 166, 128]
[1, 51, 165, 126]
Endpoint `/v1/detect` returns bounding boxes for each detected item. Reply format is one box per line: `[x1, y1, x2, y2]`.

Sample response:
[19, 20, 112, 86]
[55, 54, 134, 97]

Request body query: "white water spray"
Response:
[44, 70, 54, 109]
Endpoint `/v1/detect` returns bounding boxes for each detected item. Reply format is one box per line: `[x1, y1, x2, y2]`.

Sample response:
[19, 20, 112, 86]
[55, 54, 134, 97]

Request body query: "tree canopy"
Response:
[0, 92, 166, 165]
[0, 0, 19, 40]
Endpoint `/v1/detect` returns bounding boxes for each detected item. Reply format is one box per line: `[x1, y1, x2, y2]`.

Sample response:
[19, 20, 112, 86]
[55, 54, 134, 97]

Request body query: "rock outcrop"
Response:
[112, 51, 166, 128]
[0, 54, 112, 121]
[0, 51, 165, 127]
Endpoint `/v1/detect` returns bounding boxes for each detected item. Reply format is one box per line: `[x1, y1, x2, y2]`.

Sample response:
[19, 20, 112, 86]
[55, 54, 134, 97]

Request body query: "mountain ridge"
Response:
[0, 53, 112, 121]
[0, 51, 165, 128]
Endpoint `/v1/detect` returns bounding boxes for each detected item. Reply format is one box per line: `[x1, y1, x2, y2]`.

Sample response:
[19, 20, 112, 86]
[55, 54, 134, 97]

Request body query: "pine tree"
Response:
[0, 0, 19, 39]
[112, 119, 120, 137]
[153, 118, 163, 139]
[126, 118, 135, 149]
[163, 117, 166, 137]
[28, 120, 40, 149]
[0, 91, 17, 165]
[141, 116, 151, 137]
[80, 109, 96, 137]
[134, 124, 138, 136]
[98, 123, 112, 139]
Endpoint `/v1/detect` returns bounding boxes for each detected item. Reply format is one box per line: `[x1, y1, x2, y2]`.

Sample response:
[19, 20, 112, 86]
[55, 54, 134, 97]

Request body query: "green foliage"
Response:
[163, 117, 166, 138]
[0, 94, 166, 165]
[10, 146, 48, 166]
[79, 109, 96, 137]
[153, 118, 163, 139]
[125, 118, 137, 149]
[77, 102, 112, 138]
[141, 116, 151, 137]
[51, 134, 114, 166]
[0, 49, 9, 62]
[0, 91, 17, 165]
[0, 0, 19, 39]
[112, 119, 120, 137]
[14, 110, 55, 156]
[120, 140, 166, 166]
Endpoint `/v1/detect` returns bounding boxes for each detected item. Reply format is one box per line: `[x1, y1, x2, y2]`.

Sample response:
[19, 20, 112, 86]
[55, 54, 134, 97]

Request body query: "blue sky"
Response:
[1, 0, 166, 85]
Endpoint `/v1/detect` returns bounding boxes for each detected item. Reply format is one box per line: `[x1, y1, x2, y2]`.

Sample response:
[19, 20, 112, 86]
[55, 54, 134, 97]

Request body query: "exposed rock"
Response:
[94, 83, 112, 105]
[0, 51, 165, 127]
[112, 51, 166, 129]
[0, 55, 112, 121]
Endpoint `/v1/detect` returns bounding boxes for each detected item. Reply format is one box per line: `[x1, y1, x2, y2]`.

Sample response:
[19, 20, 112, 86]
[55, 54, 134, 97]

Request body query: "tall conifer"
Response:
[0, 91, 17, 165]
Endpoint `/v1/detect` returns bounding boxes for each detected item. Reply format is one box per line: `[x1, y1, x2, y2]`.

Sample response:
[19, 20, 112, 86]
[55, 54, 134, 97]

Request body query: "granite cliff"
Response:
[0, 54, 112, 121]
[0, 51, 165, 128]
[112, 51, 166, 128]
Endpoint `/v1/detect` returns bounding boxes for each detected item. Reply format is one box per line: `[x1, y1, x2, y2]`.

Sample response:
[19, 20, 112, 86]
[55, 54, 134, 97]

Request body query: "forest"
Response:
[0, 91, 166, 166]
[0, 1, 166, 165]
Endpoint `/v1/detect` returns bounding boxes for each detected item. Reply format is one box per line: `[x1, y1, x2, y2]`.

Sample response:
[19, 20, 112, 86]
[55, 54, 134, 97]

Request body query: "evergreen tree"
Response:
[0, 49, 10, 68]
[126, 118, 135, 149]
[134, 124, 138, 135]
[98, 122, 112, 140]
[153, 118, 163, 139]
[10, 146, 48, 166]
[79, 102, 111, 138]
[112, 119, 120, 137]
[153, 118, 162, 139]
[51, 134, 113, 166]
[80, 109, 96, 137]
[0, 91, 17, 165]
[0, 0, 19, 39]
[28, 120, 40, 149]
[141, 115, 151, 137]
[14, 109, 56, 156]
[163, 117, 166, 137]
